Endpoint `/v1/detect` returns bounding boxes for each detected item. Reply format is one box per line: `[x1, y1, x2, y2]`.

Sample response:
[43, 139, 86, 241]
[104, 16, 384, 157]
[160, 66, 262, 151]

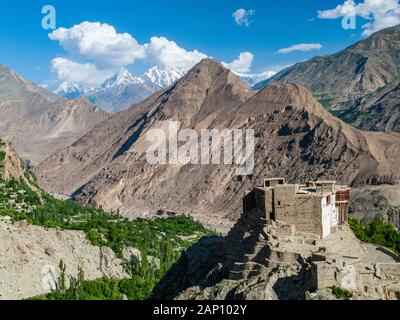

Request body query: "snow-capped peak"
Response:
[54, 66, 189, 104]
[235, 70, 277, 87]
[140, 66, 188, 88]
[55, 81, 85, 99]
[100, 67, 144, 89]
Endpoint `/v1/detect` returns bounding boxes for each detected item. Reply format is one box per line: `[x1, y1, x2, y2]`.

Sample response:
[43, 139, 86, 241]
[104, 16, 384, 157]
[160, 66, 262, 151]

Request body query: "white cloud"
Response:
[51, 58, 113, 88]
[49, 21, 208, 72]
[143, 37, 208, 69]
[318, 0, 357, 19]
[277, 43, 323, 54]
[49, 22, 145, 66]
[222, 52, 254, 73]
[48, 21, 260, 88]
[232, 9, 255, 27]
[318, 0, 400, 36]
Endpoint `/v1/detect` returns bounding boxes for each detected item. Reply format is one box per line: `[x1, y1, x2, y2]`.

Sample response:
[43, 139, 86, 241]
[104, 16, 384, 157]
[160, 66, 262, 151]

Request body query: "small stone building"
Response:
[243, 178, 350, 238]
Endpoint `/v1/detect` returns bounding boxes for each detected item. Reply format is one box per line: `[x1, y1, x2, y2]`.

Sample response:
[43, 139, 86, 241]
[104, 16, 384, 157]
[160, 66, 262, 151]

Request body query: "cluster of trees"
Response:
[349, 218, 400, 253]
[34, 260, 167, 300]
[0, 177, 214, 300]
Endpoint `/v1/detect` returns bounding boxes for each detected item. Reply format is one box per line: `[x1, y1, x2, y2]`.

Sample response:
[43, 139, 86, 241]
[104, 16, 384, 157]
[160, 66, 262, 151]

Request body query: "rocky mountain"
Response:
[0, 64, 110, 165]
[350, 184, 400, 229]
[35, 59, 400, 227]
[339, 80, 400, 132]
[85, 82, 158, 114]
[0, 64, 59, 109]
[254, 25, 400, 132]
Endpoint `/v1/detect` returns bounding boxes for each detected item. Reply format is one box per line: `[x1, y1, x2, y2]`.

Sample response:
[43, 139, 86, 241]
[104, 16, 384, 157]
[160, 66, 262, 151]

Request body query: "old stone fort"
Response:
[224, 178, 400, 300]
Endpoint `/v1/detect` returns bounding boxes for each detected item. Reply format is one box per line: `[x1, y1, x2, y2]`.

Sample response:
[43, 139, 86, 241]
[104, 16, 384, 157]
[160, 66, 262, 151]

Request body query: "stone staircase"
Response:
[228, 235, 302, 280]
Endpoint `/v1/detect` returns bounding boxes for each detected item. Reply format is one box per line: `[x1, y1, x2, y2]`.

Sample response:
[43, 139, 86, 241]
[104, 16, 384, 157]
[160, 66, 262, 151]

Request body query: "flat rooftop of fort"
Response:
[254, 177, 350, 198]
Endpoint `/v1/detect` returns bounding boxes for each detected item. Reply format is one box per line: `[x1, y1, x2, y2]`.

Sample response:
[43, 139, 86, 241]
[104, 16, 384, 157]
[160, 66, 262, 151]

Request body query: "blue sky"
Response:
[0, 0, 398, 89]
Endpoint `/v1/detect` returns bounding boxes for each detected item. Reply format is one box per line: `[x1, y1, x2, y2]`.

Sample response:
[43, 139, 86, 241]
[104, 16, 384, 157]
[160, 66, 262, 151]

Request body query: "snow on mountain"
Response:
[140, 66, 188, 88]
[55, 65, 273, 102]
[100, 67, 144, 90]
[55, 81, 85, 99]
[235, 71, 277, 87]
[84, 66, 189, 113]
[99, 66, 187, 90]
[54, 66, 189, 113]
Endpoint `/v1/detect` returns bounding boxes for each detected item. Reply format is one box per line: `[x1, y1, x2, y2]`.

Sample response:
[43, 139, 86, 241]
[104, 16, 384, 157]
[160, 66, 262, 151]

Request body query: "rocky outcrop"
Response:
[0, 217, 127, 300]
[350, 184, 400, 229]
[0, 140, 39, 193]
[0, 141, 27, 181]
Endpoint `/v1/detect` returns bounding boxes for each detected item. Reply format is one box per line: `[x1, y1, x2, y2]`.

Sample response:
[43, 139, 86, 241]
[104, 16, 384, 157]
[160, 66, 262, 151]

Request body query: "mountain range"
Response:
[36, 58, 400, 227]
[55, 66, 274, 114]
[55, 66, 185, 113]
[55, 66, 188, 114]
[0, 64, 109, 165]
[254, 25, 400, 132]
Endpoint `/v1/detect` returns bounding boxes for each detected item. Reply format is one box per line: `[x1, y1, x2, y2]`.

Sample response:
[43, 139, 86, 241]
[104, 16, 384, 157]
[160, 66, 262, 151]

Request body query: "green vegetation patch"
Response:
[331, 286, 353, 300]
[33, 261, 161, 300]
[349, 218, 400, 254]
[0, 151, 6, 169]
[315, 94, 335, 108]
[330, 108, 376, 126]
[0, 176, 215, 300]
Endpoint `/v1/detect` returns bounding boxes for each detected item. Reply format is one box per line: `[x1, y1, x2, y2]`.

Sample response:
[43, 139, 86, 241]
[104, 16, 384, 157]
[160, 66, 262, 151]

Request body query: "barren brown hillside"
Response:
[35, 59, 400, 225]
[0, 65, 110, 165]
[254, 25, 400, 132]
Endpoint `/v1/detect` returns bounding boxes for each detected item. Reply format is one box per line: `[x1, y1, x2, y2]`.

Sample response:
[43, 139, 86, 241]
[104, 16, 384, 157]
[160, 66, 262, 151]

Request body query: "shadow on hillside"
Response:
[150, 236, 228, 300]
